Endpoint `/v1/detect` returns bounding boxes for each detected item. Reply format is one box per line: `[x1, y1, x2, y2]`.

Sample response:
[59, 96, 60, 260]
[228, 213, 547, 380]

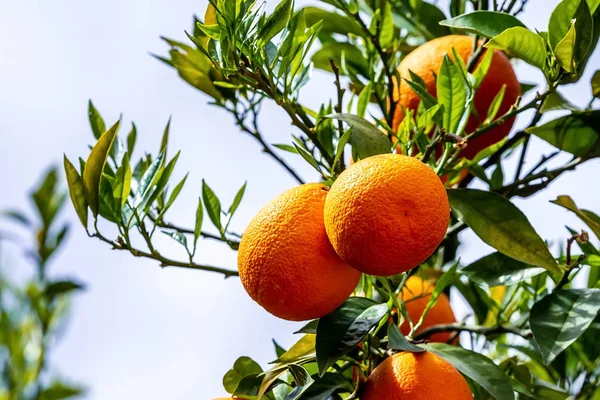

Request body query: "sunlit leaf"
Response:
[440, 11, 527, 38]
[485, 27, 547, 71]
[63, 156, 88, 228]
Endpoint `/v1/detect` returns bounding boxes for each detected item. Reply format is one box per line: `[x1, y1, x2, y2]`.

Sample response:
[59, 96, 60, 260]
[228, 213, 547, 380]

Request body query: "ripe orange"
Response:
[361, 351, 472, 399]
[393, 35, 521, 160]
[324, 154, 449, 276]
[400, 276, 457, 343]
[238, 183, 361, 321]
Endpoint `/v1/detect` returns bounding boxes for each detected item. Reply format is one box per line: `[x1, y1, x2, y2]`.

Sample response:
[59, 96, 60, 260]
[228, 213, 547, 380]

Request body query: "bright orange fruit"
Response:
[324, 154, 449, 276]
[393, 35, 521, 160]
[400, 276, 457, 343]
[361, 351, 472, 400]
[238, 183, 361, 321]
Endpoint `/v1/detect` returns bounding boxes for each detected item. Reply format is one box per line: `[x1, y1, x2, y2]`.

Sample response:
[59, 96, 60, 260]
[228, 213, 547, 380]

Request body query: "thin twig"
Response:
[513, 135, 530, 181]
[329, 58, 347, 174]
[413, 323, 532, 341]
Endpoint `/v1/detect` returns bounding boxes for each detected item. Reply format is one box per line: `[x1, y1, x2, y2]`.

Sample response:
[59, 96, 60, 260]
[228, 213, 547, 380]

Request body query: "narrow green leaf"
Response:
[379, 2, 394, 48]
[440, 11, 527, 38]
[417, 104, 442, 132]
[194, 197, 204, 248]
[357, 81, 373, 118]
[448, 189, 560, 274]
[274, 334, 316, 364]
[554, 22, 577, 73]
[159, 174, 188, 218]
[472, 49, 494, 89]
[295, 319, 318, 334]
[551, 195, 600, 239]
[485, 85, 506, 124]
[133, 152, 164, 208]
[450, 0, 467, 17]
[293, 143, 322, 172]
[287, 364, 315, 399]
[531, 289, 600, 364]
[63, 156, 88, 228]
[403, 78, 438, 109]
[88, 100, 106, 139]
[316, 297, 388, 376]
[526, 111, 600, 157]
[387, 324, 425, 352]
[327, 113, 390, 159]
[112, 152, 132, 212]
[160, 117, 171, 157]
[162, 230, 188, 250]
[414, 263, 458, 332]
[202, 179, 223, 232]
[540, 91, 580, 113]
[424, 343, 514, 400]
[257, 0, 293, 46]
[45, 280, 85, 299]
[592, 70, 600, 97]
[462, 252, 545, 286]
[485, 27, 547, 71]
[83, 121, 120, 216]
[437, 55, 467, 133]
[228, 182, 247, 216]
[273, 143, 299, 154]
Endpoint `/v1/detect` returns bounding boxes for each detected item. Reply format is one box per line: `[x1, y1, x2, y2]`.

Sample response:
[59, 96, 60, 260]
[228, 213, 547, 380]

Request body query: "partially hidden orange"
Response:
[361, 351, 472, 400]
[238, 183, 361, 321]
[393, 34, 521, 160]
[400, 276, 457, 343]
[324, 154, 449, 276]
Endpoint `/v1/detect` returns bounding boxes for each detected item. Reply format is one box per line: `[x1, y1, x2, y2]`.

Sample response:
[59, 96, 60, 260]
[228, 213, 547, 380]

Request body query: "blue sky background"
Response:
[1, 0, 599, 398]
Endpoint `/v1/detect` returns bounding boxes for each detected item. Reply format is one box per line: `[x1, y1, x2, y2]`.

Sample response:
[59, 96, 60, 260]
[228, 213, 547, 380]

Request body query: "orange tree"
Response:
[63, 0, 600, 398]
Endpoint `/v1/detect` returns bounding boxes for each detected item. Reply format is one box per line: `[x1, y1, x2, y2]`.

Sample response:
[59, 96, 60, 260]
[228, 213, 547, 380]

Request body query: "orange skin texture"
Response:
[361, 351, 472, 400]
[393, 35, 521, 160]
[400, 276, 457, 343]
[324, 154, 450, 276]
[238, 183, 361, 321]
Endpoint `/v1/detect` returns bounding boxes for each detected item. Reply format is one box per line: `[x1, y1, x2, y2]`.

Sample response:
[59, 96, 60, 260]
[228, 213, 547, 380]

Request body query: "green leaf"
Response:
[273, 143, 299, 154]
[295, 319, 318, 334]
[316, 297, 388, 376]
[485, 27, 547, 71]
[300, 373, 354, 400]
[462, 252, 545, 286]
[448, 189, 560, 274]
[417, 104, 442, 132]
[437, 55, 467, 133]
[38, 382, 84, 400]
[592, 70, 600, 97]
[327, 114, 390, 159]
[274, 334, 316, 364]
[88, 100, 106, 139]
[159, 174, 188, 219]
[413, 263, 458, 332]
[424, 343, 514, 400]
[287, 364, 315, 399]
[485, 85, 506, 124]
[450, 0, 467, 17]
[472, 49, 494, 89]
[45, 280, 85, 299]
[127, 123, 137, 155]
[83, 121, 120, 216]
[228, 182, 246, 216]
[160, 117, 171, 157]
[232, 374, 263, 397]
[530, 289, 600, 364]
[331, 128, 352, 175]
[379, 2, 394, 48]
[311, 42, 369, 78]
[63, 156, 88, 228]
[526, 111, 600, 157]
[521, 82, 537, 95]
[551, 195, 600, 239]
[193, 197, 204, 249]
[403, 77, 438, 109]
[202, 179, 223, 232]
[293, 143, 322, 173]
[257, 0, 293, 46]
[223, 356, 263, 394]
[540, 91, 580, 113]
[387, 323, 425, 352]
[357, 81, 373, 118]
[440, 11, 527, 38]
[112, 152, 132, 211]
[549, 0, 594, 67]
[303, 7, 364, 37]
[133, 152, 164, 208]
[554, 22, 577, 73]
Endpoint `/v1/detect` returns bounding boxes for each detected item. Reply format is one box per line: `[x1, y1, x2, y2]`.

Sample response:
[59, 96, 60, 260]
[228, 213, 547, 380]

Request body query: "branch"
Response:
[413, 323, 532, 341]
[91, 228, 239, 278]
[153, 219, 241, 249]
[228, 101, 305, 184]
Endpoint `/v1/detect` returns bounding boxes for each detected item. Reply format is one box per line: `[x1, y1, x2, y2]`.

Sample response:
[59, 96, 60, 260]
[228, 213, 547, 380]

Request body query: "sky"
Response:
[0, 0, 599, 398]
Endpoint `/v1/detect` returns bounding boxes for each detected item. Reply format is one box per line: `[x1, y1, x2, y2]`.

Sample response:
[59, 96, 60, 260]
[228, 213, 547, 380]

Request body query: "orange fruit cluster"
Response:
[393, 35, 521, 159]
[238, 154, 450, 321]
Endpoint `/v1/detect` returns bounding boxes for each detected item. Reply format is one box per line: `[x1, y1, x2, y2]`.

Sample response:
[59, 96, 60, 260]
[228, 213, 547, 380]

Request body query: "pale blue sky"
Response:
[0, 0, 598, 398]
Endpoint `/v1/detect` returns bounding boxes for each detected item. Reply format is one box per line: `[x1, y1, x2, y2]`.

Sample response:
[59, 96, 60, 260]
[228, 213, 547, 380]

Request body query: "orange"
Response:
[400, 276, 457, 343]
[324, 154, 449, 276]
[393, 35, 521, 160]
[361, 351, 472, 400]
[238, 183, 361, 321]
